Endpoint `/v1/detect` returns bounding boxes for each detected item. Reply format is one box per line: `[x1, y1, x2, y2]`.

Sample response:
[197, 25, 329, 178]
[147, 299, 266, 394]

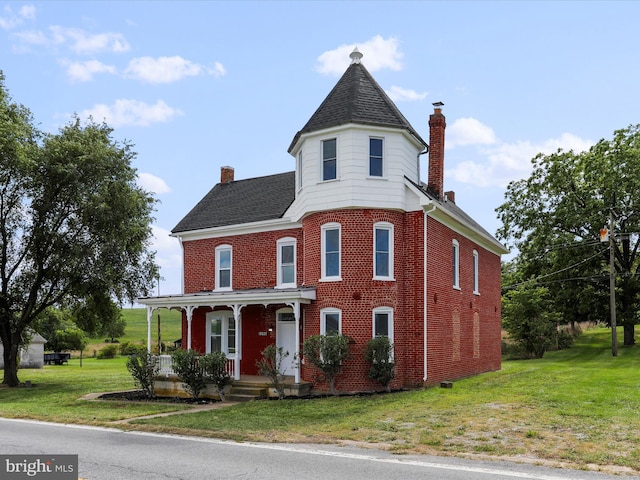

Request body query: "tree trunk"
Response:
[2, 342, 20, 387]
[623, 324, 636, 346]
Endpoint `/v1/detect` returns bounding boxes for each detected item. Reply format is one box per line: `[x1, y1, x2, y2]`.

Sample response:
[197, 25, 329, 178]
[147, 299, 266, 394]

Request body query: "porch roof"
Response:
[137, 286, 316, 310]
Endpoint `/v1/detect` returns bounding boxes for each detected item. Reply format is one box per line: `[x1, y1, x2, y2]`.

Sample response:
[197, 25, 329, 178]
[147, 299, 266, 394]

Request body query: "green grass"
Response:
[0, 357, 185, 422]
[84, 307, 182, 355]
[2, 325, 640, 474]
[134, 326, 640, 473]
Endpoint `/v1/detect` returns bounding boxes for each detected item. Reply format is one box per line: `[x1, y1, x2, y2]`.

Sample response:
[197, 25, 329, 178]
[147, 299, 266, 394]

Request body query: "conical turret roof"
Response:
[288, 49, 427, 152]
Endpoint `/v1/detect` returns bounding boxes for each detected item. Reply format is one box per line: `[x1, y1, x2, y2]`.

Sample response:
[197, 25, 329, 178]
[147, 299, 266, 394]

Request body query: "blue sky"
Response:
[2, 1, 639, 299]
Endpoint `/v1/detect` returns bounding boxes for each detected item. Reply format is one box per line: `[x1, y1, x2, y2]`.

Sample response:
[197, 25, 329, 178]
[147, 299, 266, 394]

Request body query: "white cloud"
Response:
[13, 25, 130, 54]
[447, 118, 498, 148]
[61, 59, 116, 82]
[150, 225, 183, 295]
[78, 99, 183, 128]
[138, 173, 172, 194]
[0, 4, 35, 30]
[386, 85, 428, 102]
[316, 35, 403, 76]
[447, 129, 593, 188]
[124, 56, 227, 84]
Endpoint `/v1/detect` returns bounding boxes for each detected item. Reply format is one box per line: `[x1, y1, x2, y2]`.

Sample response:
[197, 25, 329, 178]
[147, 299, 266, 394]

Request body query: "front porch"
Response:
[137, 287, 317, 394]
[154, 371, 312, 401]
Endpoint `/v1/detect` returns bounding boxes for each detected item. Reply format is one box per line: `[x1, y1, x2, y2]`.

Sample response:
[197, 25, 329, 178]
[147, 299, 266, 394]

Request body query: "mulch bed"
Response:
[98, 390, 219, 404]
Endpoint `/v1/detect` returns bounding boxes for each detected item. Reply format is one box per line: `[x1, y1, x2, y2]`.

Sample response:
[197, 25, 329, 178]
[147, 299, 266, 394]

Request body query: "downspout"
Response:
[423, 203, 436, 382]
[178, 235, 185, 294]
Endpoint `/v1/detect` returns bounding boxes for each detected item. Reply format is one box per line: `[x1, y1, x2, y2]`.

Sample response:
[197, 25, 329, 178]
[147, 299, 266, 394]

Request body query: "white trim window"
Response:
[372, 307, 393, 341]
[321, 223, 341, 281]
[206, 310, 236, 357]
[215, 244, 232, 291]
[322, 138, 337, 181]
[321, 308, 342, 336]
[277, 237, 296, 288]
[452, 239, 460, 290]
[373, 222, 394, 280]
[473, 249, 479, 294]
[369, 137, 383, 177]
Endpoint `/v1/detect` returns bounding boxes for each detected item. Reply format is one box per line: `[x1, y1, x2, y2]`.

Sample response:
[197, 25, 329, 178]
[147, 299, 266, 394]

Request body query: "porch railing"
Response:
[156, 354, 236, 379]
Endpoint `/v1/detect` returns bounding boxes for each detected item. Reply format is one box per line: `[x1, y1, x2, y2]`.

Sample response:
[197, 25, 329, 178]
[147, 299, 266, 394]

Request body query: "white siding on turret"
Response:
[287, 124, 425, 221]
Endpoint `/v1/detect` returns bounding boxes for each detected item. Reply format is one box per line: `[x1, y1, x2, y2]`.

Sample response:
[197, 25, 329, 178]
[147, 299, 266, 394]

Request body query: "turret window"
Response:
[322, 138, 337, 181]
[369, 137, 383, 177]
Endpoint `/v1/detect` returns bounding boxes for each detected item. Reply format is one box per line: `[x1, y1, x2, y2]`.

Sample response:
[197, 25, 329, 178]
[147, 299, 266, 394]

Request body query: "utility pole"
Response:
[609, 209, 618, 357]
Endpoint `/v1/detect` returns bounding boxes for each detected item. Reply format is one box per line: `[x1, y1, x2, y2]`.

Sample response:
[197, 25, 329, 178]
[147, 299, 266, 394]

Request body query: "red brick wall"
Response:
[180, 209, 502, 393]
[182, 228, 304, 293]
[424, 216, 502, 385]
[299, 209, 426, 392]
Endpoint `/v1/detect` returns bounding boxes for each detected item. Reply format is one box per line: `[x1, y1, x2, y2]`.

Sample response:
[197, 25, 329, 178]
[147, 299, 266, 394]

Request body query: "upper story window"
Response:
[473, 249, 479, 294]
[452, 239, 460, 290]
[297, 151, 303, 190]
[215, 244, 232, 291]
[321, 308, 342, 336]
[373, 222, 394, 280]
[321, 223, 341, 281]
[322, 138, 337, 181]
[277, 237, 296, 288]
[369, 137, 383, 177]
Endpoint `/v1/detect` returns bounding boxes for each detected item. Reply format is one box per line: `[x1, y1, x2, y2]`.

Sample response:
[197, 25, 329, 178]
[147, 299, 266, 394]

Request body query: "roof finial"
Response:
[350, 47, 363, 64]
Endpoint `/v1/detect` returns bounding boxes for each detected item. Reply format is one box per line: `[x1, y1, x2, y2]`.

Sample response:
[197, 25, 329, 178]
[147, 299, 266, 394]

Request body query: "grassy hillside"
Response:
[85, 308, 183, 355]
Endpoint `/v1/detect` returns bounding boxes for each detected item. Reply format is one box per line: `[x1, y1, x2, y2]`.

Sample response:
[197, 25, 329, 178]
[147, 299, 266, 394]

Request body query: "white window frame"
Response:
[277, 237, 297, 288]
[215, 244, 232, 291]
[473, 249, 479, 295]
[320, 308, 342, 336]
[369, 137, 384, 177]
[452, 239, 460, 290]
[373, 222, 394, 280]
[206, 310, 236, 358]
[372, 307, 394, 341]
[321, 223, 342, 281]
[322, 138, 337, 181]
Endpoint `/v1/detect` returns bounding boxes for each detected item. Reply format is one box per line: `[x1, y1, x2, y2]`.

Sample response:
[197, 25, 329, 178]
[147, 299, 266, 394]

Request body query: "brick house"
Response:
[138, 49, 507, 395]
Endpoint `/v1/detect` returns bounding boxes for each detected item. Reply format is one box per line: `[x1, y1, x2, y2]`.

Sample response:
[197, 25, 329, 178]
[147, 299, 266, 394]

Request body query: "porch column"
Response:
[230, 304, 244, 381]
[146, 306, 154, 353]
[186, 305, 195, 350]
[293, 301, 301, 384]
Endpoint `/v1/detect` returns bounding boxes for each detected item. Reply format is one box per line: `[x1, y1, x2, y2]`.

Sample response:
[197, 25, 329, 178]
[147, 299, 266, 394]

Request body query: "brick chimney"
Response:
[428, 102, 446, 199]
[220, 166, 234, 184]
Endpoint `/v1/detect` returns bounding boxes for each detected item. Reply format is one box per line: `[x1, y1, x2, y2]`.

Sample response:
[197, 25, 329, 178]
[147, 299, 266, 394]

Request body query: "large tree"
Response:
[497, 124, 640, 346]
[0, 74, 158, 386]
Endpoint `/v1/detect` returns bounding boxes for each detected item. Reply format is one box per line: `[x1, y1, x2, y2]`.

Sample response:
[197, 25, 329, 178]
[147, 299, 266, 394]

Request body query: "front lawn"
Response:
[1, 326, 639, 474]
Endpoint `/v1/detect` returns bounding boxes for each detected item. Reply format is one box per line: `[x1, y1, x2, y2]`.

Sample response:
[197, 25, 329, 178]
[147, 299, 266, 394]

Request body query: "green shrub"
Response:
[119, 341, 146, 356]
[200, 351, 231, 401]
[170, 349, 230, 400]
[256, 344, 288, 399]
[364, 336, 395, 392]
[302, 334, 352, 395]
[97, 344, 119, 359]
[126, 351, 159, 398]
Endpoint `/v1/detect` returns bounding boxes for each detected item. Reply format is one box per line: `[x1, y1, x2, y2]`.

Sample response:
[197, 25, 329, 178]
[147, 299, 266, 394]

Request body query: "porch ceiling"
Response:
[137, 286, 316, 310]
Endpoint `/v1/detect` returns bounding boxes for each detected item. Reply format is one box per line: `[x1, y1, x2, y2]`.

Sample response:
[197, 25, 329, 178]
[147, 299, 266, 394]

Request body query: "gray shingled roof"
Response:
[172, 171, 295, 233]
[288, 60, 427, 152]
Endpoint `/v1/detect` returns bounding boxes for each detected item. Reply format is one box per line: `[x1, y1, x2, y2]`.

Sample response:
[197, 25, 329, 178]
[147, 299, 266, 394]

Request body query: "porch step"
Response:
[227, 383, 268, 402]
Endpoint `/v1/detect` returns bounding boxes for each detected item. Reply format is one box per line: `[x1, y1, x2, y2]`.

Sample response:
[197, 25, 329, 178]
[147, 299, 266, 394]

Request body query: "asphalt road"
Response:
[0, 418, 634, 480]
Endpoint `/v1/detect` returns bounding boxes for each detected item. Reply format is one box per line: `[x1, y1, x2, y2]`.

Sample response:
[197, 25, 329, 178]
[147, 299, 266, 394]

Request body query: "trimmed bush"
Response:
[364, 336, 395, 392]
[126, 350, 159, 399]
